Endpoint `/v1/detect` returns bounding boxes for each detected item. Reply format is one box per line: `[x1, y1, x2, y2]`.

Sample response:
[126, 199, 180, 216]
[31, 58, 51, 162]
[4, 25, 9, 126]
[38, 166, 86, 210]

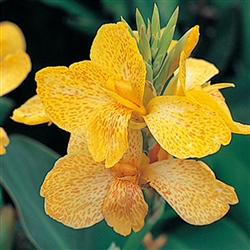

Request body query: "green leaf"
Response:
[154, 27, 192, 94]
[136, 7, 147, 34]
[153, 25, 176, 77]
[0, 135, 127, 249]
[150, 4, 161, 59]
[0, 97, 15, 126]
[153, 7, 179, 76]
[165, 218, 250, 249]
[138, 25, 152, 65]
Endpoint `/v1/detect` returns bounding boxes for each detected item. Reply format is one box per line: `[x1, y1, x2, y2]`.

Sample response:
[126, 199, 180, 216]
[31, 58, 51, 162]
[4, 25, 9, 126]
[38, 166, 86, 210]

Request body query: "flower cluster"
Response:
[0, 21, 31, 154]
[12, 5, 249, 236]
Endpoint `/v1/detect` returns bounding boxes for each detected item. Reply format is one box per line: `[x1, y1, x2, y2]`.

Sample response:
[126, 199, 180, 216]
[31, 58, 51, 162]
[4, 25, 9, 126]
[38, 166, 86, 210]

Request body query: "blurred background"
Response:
[1, 0, 249, 249]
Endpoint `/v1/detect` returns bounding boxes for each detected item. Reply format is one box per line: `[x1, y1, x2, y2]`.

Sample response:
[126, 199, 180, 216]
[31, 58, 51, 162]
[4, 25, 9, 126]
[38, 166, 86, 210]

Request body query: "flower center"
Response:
[112, 163, 141, 183]
[105, 77, 147, 116]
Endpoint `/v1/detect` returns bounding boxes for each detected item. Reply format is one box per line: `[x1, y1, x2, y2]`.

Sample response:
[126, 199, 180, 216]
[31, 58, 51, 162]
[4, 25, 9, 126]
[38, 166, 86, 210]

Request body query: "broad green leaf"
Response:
[0, 135, 127, 249]
[0, 97, 15, 126]
[164, 217, 250, 249]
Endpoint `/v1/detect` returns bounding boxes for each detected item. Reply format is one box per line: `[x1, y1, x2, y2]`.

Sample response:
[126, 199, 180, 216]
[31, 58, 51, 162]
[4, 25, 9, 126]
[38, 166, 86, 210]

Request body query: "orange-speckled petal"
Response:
[67, 133, 89, 154]
[0, 21, 26, 60]
[36, 61, 114, 133]
[185, 58, 219, 90]
[188, 89, 250, 134]
[40, 153, 115, 229]
[143, 159, 238, 225]
[0, 127, 9, 155]
[0, 50, 31, 96]
[119, 128, 143, 166]
[103, 178, 148, 236]
[11, 95, 50, 125]
[144, 95, 231, 158]
[86, 101, 132, 168]
[90, 22, 146, 103]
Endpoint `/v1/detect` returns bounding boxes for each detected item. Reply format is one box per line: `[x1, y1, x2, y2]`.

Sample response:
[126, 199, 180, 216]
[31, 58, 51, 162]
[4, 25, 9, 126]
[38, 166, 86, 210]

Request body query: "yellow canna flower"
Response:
[36, 22, 233, 168]
[0, 21, 31, 96]
[165, 52, 250, 135]
[40, 128, 238, 236]
[0, 127, 10, 155]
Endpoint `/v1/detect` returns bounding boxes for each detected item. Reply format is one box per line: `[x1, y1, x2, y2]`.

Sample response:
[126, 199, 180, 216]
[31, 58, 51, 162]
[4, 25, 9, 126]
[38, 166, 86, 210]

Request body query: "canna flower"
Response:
[36, 22, 234, 168]
[40, 128, 238, 236]
[0, 21, 31, 154]
[164, 52, 250, 135]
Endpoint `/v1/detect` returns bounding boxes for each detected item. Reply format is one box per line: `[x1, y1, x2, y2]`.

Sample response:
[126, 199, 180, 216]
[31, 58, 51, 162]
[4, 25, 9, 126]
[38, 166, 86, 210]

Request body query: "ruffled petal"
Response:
[86, 101, 132, 168]
[0, 21, 26, 61]
[0, 127, 9, 155]
[144, 95, 231, 158]
[11, 95, 50, 125]
[188, 88, 250, 134]
[40, 153, 115, 229]
[36, 61, 114, 133]
[185, 58, 219, 90]
[119, 128, 143, 167]
[103, 178, 148, 236]
[0, 50, 31, 96]
[142, 159, 238, 225]
[90, 22, 146, 103]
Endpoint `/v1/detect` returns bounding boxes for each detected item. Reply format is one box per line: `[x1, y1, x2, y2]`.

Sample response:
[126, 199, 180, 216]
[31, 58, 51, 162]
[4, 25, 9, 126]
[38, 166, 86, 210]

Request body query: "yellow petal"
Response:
[183, 25, 200, 58]
[86, 100, 132, 168]
[0, 50, 31, 96]
[90, 22, 146, 104]
[36, 62, 114, 133]
[185, 58, 219, 90]
[40, 153, 115, 229]
[0, 21, 26, 60]
[103, 178, 148, 236]
[144, 95, 231, 159]
[0, 127, 9, 155]
[119, 128, 143, 167]
[143, 159, 238, 225]
[11, 95, 50, 125]
[36, 61, 133, 168]
[188, 88, 250, 134]
[67, 133, 89, 154]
